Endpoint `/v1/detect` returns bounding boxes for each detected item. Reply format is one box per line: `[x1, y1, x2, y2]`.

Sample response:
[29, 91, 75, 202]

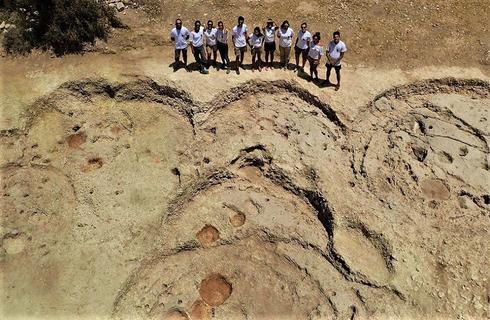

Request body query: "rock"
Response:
[116, 2, 125, 11]
[484, 50, 490, 65]
[412, 144, 428, 162]
[0, 21, 5, 29]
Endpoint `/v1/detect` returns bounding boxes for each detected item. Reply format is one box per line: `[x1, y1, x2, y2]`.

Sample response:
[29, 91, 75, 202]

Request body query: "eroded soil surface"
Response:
[0, 76, 489, 319]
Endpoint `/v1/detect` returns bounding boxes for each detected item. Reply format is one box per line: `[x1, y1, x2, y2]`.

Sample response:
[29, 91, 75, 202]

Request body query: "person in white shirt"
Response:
[216, 21, 230, 74]
[262, 18, 276, 70]
[249, 26, 264, 72]
[276, 20, 294, 70]
[325, 30, 347, 90]
[204, 20, 218, 69]
[232, 16, 249, 75]
[307, 32, 323, 82]
[170, 19, 190, 72]
[294, 22, 312, 72]
[190, 20, 208, 74]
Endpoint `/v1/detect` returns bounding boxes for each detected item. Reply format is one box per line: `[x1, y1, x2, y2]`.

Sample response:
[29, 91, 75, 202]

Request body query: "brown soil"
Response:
[66, 132, 87, 149]
[190, 300, 211, 320]
[196, 225, 220, 246]
[198, 274, 233, 307]
[420, 179, 451, 200]
[229, 212, 246, 228]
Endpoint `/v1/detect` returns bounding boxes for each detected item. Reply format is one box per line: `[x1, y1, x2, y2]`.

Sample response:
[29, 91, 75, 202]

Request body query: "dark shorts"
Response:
[234, 46, 247, 56]
[294, 46, 309, 56]
[174, 48, 188, 59]
[326, 63, 342, 71]
[264, 42, 276, 52]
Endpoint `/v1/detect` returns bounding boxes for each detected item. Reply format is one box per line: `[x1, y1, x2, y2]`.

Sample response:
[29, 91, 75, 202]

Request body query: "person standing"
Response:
[277, 20, 294, 70]
[307, 32, 323, 82]
[325, 31, 347, 90]
[216, 21, 231, 74]
[170, 18, 190, 72]
[204, 20, 218, 69]
[190, 20, 208, 74]
[249, 27, 264, 72]
[294, 22, 312, 72]
[232, 16, 249, 75]
[263, 18, 276, 70]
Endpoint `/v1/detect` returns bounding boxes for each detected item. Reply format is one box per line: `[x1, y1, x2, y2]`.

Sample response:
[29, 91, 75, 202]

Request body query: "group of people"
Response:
[170, 16, 347, 90]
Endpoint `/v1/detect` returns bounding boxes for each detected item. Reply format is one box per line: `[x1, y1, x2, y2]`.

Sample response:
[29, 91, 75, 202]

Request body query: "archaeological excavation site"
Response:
[0, 1, 489, 319]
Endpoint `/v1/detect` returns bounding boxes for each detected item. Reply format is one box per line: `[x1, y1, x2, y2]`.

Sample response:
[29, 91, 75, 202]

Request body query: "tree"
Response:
[2, 0, 124, 55]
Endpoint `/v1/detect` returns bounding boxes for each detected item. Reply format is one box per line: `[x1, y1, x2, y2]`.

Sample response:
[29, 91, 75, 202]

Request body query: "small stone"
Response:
[116, 2, 125, 11]
[0, 21, 5, 29]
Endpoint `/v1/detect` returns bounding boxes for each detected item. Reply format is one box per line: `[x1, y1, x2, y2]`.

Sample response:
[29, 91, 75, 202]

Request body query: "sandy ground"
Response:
[1, 3, 490, 320]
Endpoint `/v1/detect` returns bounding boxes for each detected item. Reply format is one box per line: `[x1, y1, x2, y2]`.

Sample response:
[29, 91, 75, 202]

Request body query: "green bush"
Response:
[2, 0, 125, 55]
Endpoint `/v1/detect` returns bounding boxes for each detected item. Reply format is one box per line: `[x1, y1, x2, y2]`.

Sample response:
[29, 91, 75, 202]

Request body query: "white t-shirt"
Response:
[278, 27, 294, 48]
[204, 27, 218, 46]
[190, 26, 205, 47]
[232, 24, 248, 48]
[296, 30, 312, 50]
[170, 26, 190, 50]
[327, 40, 347, 65]
[308, 42, 324, 60]
[250, 34, 264, 48]
[264, 26, 276, 43]
[216, 29, 228, 44]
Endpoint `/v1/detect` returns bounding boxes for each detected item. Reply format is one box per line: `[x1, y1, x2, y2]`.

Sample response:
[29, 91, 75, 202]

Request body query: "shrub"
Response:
[2, 25, 32, 54]
[2, 0, 125, 55]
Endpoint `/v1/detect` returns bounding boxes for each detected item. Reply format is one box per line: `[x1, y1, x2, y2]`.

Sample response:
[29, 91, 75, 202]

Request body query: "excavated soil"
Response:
[0, 76, 489, 319]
